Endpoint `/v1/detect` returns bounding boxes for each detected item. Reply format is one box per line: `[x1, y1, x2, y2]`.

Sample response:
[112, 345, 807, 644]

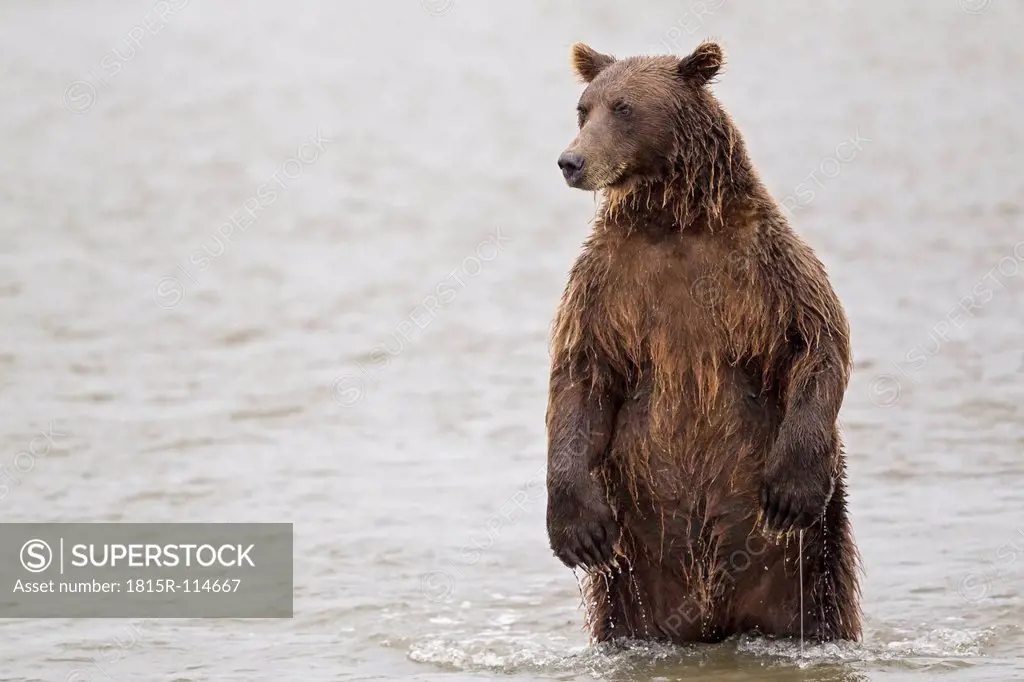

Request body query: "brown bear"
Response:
[545, 41, 861, 644]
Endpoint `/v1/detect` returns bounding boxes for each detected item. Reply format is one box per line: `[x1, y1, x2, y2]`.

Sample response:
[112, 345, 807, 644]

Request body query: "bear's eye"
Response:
[612, 100, 632, 118]
[576, 105, 588, 128]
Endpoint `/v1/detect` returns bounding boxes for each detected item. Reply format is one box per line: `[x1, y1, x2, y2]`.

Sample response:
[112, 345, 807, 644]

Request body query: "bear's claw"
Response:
[552, 518, 619, 570]
[760, 471, 833, 534]
[548, 496, 620, 571]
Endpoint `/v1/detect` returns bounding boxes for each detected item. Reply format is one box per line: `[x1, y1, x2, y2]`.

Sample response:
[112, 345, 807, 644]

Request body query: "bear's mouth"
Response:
[569, 162, 632, 192]
[591, 163, 629, 191]
[604, 164, 638, 191]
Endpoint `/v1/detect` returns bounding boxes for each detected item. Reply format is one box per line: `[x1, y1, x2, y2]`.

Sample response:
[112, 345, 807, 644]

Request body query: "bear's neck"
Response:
[598, 123, 764, 236]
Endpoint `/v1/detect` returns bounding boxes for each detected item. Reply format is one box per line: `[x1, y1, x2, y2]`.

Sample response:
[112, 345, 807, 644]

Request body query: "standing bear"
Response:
[545, 41, 861, 643]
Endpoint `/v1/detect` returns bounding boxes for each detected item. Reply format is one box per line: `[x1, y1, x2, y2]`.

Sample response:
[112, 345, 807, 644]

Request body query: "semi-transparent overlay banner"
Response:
[0, 523, 293, 617]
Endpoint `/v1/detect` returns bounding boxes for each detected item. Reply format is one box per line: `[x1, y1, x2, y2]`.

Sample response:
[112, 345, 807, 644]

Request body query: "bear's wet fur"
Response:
[546, 41, 861, 643]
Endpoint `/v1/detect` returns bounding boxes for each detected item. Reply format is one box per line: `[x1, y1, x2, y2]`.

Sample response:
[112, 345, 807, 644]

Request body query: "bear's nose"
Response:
[558, 152, 585, 184]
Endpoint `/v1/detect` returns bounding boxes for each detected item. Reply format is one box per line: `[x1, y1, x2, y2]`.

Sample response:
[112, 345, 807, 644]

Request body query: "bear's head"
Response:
[557, 41, 725, 193]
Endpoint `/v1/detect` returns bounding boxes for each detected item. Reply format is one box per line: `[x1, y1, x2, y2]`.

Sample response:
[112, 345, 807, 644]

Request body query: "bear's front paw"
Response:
[760, 468, 834, 535]
[547, 487, 620, 571]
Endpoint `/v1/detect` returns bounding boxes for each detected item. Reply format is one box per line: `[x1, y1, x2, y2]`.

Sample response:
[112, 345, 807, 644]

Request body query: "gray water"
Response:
[1, 1, 1022, 680]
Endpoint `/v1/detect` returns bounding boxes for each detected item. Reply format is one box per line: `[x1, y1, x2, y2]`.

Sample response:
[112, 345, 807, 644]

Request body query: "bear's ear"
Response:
[570, 43, 615, 83]
[677, 41, 724, 85]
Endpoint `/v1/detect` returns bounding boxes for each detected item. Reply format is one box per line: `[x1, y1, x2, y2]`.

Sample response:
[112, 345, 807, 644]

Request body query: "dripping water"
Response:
[798, 529, 805, 657]
[623, 554, 652, 638]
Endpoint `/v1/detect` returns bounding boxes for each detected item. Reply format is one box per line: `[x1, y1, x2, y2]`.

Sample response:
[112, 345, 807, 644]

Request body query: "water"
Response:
[0, 1, 1022, 680]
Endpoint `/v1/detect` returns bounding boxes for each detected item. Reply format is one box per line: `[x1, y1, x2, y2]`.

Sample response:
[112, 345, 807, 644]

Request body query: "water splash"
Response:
[408, 625, 994, 678]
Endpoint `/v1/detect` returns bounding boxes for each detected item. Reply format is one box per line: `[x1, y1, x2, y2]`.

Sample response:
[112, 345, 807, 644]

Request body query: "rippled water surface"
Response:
[1, 1, 1022, 680]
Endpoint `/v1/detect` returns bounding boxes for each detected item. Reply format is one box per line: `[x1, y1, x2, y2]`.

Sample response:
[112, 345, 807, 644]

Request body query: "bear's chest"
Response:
[589, 232, 728, 352]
